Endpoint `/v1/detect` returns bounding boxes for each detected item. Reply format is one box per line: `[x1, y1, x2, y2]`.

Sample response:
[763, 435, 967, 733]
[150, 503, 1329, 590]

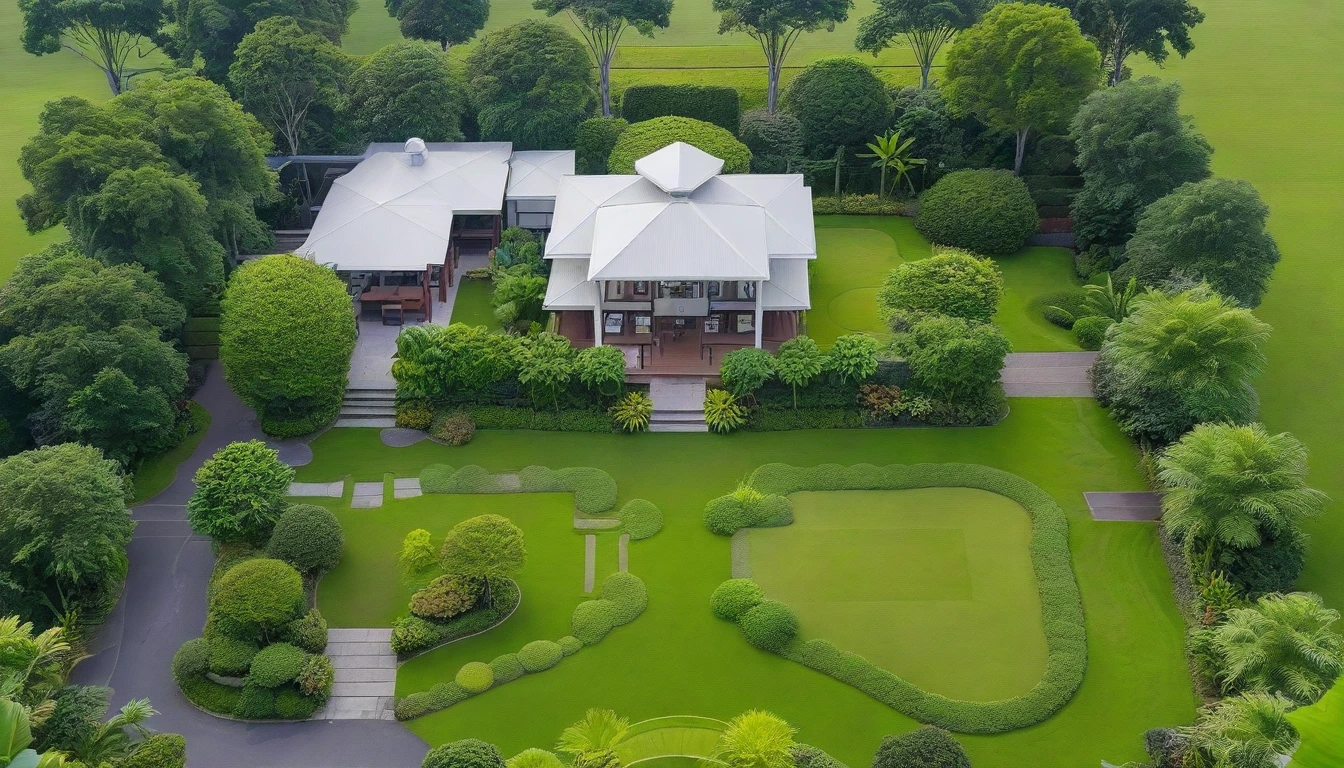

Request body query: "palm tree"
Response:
[1158, 423, 1327, 574]
[1204, 593, 1343, 705]
[858, 130, 925, 199]
[1084, 274, 1139, 322]
[1, 698, 66, 766]
[72, 698, 158, 764]
[555, 709, 629, 762]
[712, 710, 797, 768]
[0, 616, 73, 728]
[1181, 692, 1299, 768]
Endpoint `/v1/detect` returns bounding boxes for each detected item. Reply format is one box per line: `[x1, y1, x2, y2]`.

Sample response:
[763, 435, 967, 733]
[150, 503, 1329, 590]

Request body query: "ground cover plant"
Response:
[706, 463, 1085, 733]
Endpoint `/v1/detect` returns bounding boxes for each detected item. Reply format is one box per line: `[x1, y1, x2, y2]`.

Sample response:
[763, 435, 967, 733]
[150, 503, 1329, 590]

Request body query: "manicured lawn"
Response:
[750, 488, 1047, 702]
[299, 398, 1196, 768]
[449, 278, 502, 331]
[130, 403, 211, 504]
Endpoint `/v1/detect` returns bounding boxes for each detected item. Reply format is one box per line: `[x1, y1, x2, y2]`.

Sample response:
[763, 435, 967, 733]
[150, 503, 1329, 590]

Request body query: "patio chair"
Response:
[381, 302, 403, 326]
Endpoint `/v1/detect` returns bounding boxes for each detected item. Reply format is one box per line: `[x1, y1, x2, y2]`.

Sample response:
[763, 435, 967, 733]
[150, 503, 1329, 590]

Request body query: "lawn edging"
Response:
[708, 462, 1087, 734]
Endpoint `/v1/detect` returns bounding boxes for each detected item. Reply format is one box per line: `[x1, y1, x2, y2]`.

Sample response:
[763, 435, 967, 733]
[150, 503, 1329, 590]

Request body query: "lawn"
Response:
[449, 278, 503, 330]
[130, 403, 211, 504]
[299, 397, 1196, 768]
[809, 216, 1080, 351]
[749, 488, 1047, 702]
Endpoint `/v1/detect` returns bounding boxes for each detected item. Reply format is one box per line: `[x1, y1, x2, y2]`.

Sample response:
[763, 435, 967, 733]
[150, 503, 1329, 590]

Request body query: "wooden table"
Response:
[360, 286, 429, 322]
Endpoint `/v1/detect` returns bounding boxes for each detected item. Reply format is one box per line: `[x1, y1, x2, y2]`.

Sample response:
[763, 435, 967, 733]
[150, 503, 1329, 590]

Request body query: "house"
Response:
[542, 142, 815, 374]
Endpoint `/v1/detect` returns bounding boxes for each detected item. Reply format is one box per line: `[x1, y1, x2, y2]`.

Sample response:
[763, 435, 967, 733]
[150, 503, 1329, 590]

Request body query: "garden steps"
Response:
[648, 377, 709, 432]
[336, 385, 397, 428]
[316, 628, 397, 721]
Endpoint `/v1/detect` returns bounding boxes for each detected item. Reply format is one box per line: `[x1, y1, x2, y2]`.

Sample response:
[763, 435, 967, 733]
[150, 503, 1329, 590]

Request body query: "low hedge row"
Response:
[703, 491, 793, 536]
[742, 407, 866, 431]
[417, 464, 619, 515]
[811, 195, 912, 216]
[462, 405, 611, 432]
[723, 462, 1086, 734]
[173, 637, 329, 720]
[620, 84, 741, 133]
[397, 574, 648, 720]
[391, 579, 520, 658]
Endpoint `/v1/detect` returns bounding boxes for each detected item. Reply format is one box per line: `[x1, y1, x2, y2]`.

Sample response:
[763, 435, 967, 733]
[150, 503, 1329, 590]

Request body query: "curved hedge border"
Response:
[396, 572, 648, 720]
[712, 462, 1086, 734]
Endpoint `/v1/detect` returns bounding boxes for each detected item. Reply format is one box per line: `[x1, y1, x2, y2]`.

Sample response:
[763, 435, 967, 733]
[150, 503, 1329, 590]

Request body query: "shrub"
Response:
[188, 440, 294, 544]
[619, 499, 663, 540]
[435, 412, 477, 446]
[703, 494, 753, 536]
[622, 84, 741, 133]
[208, 635, 259, 676]
[571, 600, 618, 645]
[609, 390, 653, 432]
[248, 643, 306, 687]
[274, 686, 318, 719]
[220, 254, 355, 436]
[739, 600, 799, 652]
[508, 748, 565, 768]
[774, 336, 827, 408]
[489, 653, 525, 684]
[575, 346, 627, 397]
[411, 574, 483, 619]
[877, 250, 1003, 326]
[857, 383, 904, 422]
[711, 579, 765, 621]
[608, 116, 751, 174]
[1072, 315, 1112, 350]
[704, 389, 747, 433]
[422, 739, 507, 768]
[790, 744, 847, 768]
[391, 580, 521, 658]
[1217, 530, 1308, 596]
[826, 334, 880, 384]
[121, 733, 187, 768]
[556, 467, 619, 514]
[782, 58, 890, 159]
[464, 405, 611, 432]
[282, 610, 329, 653]
[894, 315, 1011, 403]
[209, 558, 306, 642]
[173, 638, 210, 684]
[233, 682, 276, 719]
[810, 195, 907, 215]
[400, 528, 440, 582]
[267, 503, 344, 574]
[558, 636, 583, 656]
[601, 572, 648, 625]
[396, 400, 434, 430]
[915, 170, 1039, 255]
[738, 109, 804, 173]
[872, 727, 971, 768]
[396, 682, 471, 720]
[755, 495, 793, 527]
[518, 640, 565, 672]
[391, 616, 440, 656]
[1042, 305, 1075, 328]
[455, 661, 495, 693]
[576, 118, 629, 174]
[296, 653, 335, 699]
[720, 348, 776, 396]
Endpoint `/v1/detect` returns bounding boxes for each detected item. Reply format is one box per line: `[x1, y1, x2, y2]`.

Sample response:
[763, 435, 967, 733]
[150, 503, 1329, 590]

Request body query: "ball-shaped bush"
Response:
[608, 116, 751, 174]
[247, 642, 306, 687]
[703, 495, 753, 536]
[423, 739, 507, 768]
[872, 726, 971, 768]
[915, 170, 1039, 255]
[209, 558, 306, 642]
[208, 635, 259, 677]
[600, 572, 648, 625]
[754, 495, 793, 527]
[172, 638, 210, 684]
[455, 661, 495, 693]
[267, 503, 345, 574]
[187, 440, 293, 544]
[619, 499, 662, 540]
[489, 653, 525, 684]
[296, 653, 335, 699]
[876, 249, 1004, 325]
[557, 636, 583, 656]
[1071, 315, 1113, 350]
[571, 599, 617, 645]
[120, 733, 187, 768]
[281, 609, 329, 653]
[517, 640, 565, 672]
[507, 748, 565, 768]
[739, 600, 799, 652]
[711, 579, 765, 621]
[782, 57, 891, 158]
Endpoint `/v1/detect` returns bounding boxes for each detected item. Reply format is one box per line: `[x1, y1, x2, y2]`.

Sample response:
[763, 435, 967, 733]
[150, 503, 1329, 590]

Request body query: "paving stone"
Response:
[584, 535, 596, 593]
[574, 517, 621, 530]
[328, 628, 393, 642]
[331, 682, 396, 697]
[1084, 491, 1163, 521]
[392, 477, 422, 499]
[381, 428, 428, 447]
[334, 667, 397, 683]
[330, 654, 396, 669]
[618, 534, 629, 573]
[350, 482, 384, 509]
[288, 481, 344, 498]
[327, 641, 393, 656]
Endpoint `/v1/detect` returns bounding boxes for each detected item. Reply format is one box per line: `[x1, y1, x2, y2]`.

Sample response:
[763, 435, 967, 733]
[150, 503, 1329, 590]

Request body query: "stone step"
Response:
[346, 387, 397, 396]
[330, 681, 397, 697]
[328, 628, 394, 642]
[334, 667, 397, 683]
[339, 406, 397, 417]
[327, 641, 393, 656]
[650, 410, 705, 422]
[334, 417, 397, 428]
[649, 422, 709, 433]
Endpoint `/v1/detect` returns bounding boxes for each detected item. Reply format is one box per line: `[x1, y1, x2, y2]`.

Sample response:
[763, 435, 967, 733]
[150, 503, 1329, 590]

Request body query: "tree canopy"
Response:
[877, 248, 1003, 326]
[1064, 0, 1205, 86]
[943, 2, 1100, 174]
[344, 42, 466, 145]
[168, 0, 356, 83]
[440, 514, 526, 604]
[1200, 593, 1343, 705]
[607, 116, 752, 173]
[187, 440, 295, 544]
[712, 0, 854, 113]
[385, 0, 489, 51]
[895, 314, 1011, 402]
[782, 57, 890, 158]
[872, 726, 971, 768]
[856, 0, 984, 89]
[19, 0, 168, 95]
[533, 0, 674, 117]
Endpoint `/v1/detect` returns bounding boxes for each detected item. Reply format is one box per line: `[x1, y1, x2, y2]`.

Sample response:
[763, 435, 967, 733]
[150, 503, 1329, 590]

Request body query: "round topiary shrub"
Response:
[571, 600, 617, 645]
[208, 635, 259, 677]
[915, 170, 1039, 255]
[703, 495, 752, 536]
[517, 640, 564, 672]
[872, 726, 971, 768]
[557, 636, 583, 656]
[423, 738, 507, 768]
[753, 495, 793, 527]
[281, 609, 329, 653]
[739, 600, 799, 652]
[599, 572, 648, 625]
[507, 748, 565, 768]
[619, 499, 662, 540]
[233, 682, 276, 719]
[876, 249, 1005, 325]
[248, 643, 306, 687]
[187, 440, 293, 544]
[608, 116, 751, 174]
[711, 579, 765, 621]
[172, 637, 210, 684]
[1072, 315, 1113, 350]
[120, 733, 187, 768]
[434, 412, 476, 446]
[267, 503, 345, 574]
[209, 558, 306, 642]
[455, 661, 495, 693]
[410, 575, 483, 620]
[489, 653, 525, 684]
[274, 686, 318, 719]
[782, 57, 891, 159]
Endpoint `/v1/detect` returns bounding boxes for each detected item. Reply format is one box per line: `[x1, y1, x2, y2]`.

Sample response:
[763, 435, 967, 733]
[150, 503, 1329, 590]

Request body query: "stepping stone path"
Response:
[316, 629, 397, 721]
[1085, 492, 1163, 521]
[1000, 352, 1099, 397]
[351, 482, 385, 509]
[288, 481, 344, 498]
[393, 478, 422, 499]
[618, 534, 630, 573]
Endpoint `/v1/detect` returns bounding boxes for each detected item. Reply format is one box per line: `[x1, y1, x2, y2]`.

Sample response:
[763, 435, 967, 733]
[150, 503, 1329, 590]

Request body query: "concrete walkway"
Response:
[1001, 352, 1099, 397]
[72, 366, 429, 768]
[1085, 492, 1163, 521]
[318, 629, 397, 721]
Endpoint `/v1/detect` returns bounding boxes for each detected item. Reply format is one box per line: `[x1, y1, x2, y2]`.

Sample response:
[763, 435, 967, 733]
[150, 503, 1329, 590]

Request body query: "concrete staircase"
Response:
[315, 628, 396, 720]
[336, 386, 397, 428]
[648, 377, 708, 433]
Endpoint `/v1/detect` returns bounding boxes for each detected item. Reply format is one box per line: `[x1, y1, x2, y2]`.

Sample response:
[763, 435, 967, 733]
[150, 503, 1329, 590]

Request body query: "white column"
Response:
[592, 280, 604, 346]
[754, 281, 764, 349]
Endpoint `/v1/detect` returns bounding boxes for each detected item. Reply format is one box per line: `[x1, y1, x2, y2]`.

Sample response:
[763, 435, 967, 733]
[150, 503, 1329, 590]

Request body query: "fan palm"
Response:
[1205, 593, 1343, 705]
[0, 617, 72, 728]
[69, 698, 157, 764]
[858, 130, 925, 199]
[555, 709, 629, 759]
[712, 710, 796, 768]
[1084, 274, 1139, 322]
[1158, 423, 1327, 573]
[1181, 692, 1298, 768]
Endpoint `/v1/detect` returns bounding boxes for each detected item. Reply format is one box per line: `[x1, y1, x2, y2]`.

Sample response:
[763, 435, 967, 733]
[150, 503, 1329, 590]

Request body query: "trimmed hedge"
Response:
[608, 116, 751, 174]
[208, 635, 258, 676]
[391, 579, 520, 657]
[915, 170, 1040, 255]
[739, 600, 799, 651]
[456, 661, 495, 693]
[281, 609, 329, 653]
[619, 499, 663, 540]
[711, 579, 765, 621]
[621, 84, 741, 133]
[723, 463, 1087, 734]
[518, 640, 564, 672]
[575, 118, 629, 174]
[463, 405, 611, 432]
[248, 643, 305, 687]
[266, 503, 344, 575]
[571, 599, 618, 645]
[1072, 315, 1112, 350]
[420, 464, 619, 515]
[600, 572, 648, 625]
[703, 492, 794, 536]
[558, 636, 583, 655]
[489, 653, 525, 684]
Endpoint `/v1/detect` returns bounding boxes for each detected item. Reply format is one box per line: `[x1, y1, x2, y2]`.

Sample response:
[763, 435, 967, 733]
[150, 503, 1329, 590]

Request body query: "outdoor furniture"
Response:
[401, 297, 425, 323]
[381, 302, 403, 326]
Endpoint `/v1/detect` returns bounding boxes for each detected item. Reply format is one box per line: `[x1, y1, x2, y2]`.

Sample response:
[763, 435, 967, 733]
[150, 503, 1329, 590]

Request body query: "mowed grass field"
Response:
[749, 488, 1048, 702]
[449, 277, 504, 330]
[297, 402, 1196, 768]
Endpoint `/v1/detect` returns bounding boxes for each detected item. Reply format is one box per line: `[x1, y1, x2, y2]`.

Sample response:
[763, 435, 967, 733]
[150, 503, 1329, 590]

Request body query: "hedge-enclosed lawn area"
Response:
[449, 278, 503, 332]
[749, 488, 1047, 702]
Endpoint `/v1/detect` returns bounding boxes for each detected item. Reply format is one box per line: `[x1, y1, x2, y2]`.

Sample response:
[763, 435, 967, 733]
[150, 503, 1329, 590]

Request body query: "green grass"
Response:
[130, 403, 211, 504]
[808, 216, 1079, 351]
[450, 278, 503, 331]
[298, 398, 1196, 768]
[750, 488, 1046, 702]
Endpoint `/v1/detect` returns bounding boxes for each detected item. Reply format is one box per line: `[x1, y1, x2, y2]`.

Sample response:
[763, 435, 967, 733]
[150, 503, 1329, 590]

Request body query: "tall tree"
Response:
[855, 0, 985, 90]
[533, 0, 674, 117]
[711, 0, 854, 113]
[344, 42, 467, 145]
[1065, 0, 1205, 86]
[384, 0, 490, 51]
[943, 2, 1100, 174]
[439, 514, 526, 606]
[1200, 593, 1343, 705]
[168, 0, 356, 83]
[19, 0, 167, 95]
[229, 16, 351, 156]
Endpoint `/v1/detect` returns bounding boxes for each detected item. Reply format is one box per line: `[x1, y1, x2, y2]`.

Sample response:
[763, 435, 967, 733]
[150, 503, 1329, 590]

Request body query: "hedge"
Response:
[739, 600, 798, 652]
[619, 499, 663, 540]
[723, 462, 1087, 734]
[576, 118, 629, 174]
[621, 84, 741, 133]
[608, 116, 751, 174]
[518, 640, 564, 672]
[248, 643, 306, 687]
[915, 170, 1040, 256]
[419, 464, 618, 515]
[1072, 315, 1112, 350]
[391, 579, 520, 658]
[463, 405, 611, 432]
[711, 578, 765, 621]
[456, 661, 495, 693]
[703, 492, 794, 536]
[488, 653, 525, 684]
[121, 734, 187, 768]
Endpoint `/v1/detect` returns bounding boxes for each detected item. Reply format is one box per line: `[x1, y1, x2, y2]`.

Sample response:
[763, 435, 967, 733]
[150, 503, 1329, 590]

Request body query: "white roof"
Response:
[762, 258, 811, 310]
[297, 145, 511, 271]
[543, 258, 600, 310]
[635, 142, 724, 195]
[508, 151, 576, 200]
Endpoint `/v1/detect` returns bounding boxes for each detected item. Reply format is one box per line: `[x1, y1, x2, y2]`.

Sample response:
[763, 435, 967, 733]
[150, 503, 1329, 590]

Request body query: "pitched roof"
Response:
[507, 150, 576, 200]
[634, 142, 724, 195]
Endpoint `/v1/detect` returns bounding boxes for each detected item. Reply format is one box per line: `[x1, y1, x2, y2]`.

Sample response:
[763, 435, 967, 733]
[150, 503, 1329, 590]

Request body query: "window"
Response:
[659, 281, 701, 299]
[604, 312, 624, 335]
[743, 281, 757, 299]
[708, 281, 721, 298]
[634, 281, 649, 296]
[634, 315, 652, 334]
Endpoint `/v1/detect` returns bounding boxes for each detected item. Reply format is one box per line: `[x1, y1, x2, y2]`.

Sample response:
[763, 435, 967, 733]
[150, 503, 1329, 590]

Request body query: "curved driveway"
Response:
[72, 367, 430, 768]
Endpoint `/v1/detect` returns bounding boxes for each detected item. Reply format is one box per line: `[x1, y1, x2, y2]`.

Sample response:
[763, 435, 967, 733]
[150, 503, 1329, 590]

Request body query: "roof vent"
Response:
[405, 137, 427, 166]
